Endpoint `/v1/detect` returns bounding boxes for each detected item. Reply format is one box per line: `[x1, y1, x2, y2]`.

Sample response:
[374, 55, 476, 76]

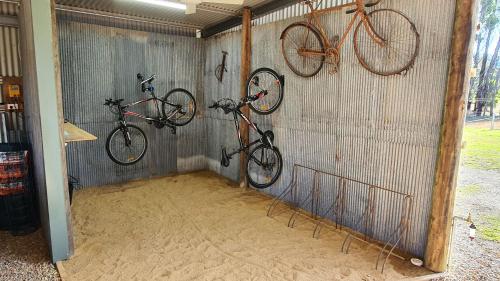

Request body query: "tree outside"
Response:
[468, 0, 500, 120]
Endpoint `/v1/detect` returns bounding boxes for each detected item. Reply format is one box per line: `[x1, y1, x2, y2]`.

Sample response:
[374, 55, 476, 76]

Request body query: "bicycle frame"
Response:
[226, 108, 270, 159]
[301, 0, 384, 56]
[114, 91, 181, 129]
[120, 97, 162, 122]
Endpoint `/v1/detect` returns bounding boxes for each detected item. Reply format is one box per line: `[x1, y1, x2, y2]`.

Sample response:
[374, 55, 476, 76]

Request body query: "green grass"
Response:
[479, 216, 500, 242]
[461, 127, 500, 171]
[457, 184, 481, 196]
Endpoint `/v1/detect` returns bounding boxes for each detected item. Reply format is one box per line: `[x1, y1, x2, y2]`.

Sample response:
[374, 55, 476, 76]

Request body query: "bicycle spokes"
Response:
[107, 126, 147, 165]
[354, 9, 419, 76]
[281, 23, 325, 77]
[163, 89, 197, 126]
[248, 147, 279, 185]
[246, 68, 284, 115]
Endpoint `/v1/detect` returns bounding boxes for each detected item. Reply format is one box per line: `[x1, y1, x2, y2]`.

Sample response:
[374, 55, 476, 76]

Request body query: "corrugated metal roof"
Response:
[55, 0, 275, 29]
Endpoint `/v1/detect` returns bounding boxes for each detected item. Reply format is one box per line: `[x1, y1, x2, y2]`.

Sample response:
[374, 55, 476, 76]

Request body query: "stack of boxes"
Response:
[0, 144, 38, 235]
[0, 149, 28, 196]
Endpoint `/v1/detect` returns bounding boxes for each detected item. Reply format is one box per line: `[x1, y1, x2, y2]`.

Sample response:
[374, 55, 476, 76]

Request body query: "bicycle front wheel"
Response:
[281, 22, 325, 78]
[162, 88, 197, 126]
[354, 9, 420, 76]
[246, 68, 284, 115]
[106, 125, 148, 166]
[247, 144, 283, 189]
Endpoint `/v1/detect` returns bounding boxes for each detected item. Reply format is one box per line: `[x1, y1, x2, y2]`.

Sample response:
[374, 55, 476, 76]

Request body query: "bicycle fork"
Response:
[119, 121, 132, 147]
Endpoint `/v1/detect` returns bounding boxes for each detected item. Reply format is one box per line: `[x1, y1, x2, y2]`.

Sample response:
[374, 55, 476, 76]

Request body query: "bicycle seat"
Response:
[140, 75, 155, 85]
[346, 0, 380, 14]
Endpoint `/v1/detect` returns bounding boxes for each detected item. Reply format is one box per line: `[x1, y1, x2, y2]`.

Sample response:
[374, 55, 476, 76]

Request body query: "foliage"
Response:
[457, 184, 481, 196]
[479, 215, 500, 242]
[479, 0, 499, 30]
[469, 0, 499, 113]
[461, 126, 500, 171]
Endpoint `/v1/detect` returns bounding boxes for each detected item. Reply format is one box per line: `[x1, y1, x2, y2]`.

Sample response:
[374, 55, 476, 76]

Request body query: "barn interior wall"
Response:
[3, 0, 459, 260]
[57, 19, 207, 187]
[203, 0, 457, 257]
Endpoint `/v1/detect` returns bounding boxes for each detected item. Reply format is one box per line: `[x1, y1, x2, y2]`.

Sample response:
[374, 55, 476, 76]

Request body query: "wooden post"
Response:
[19, 0, 73, 262]
[425, 0, 476, 272]
[239, 7, 251, 188]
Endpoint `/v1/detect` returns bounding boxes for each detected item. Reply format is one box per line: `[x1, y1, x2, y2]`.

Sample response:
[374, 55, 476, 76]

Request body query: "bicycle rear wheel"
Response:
[354, 9, 420, 76]
[246, 68, 284, 115]
[162, 88, 197, 126]
[281, 22, 325, 78]
[247, 144, 283, 189]
[106, 125, 147, 166]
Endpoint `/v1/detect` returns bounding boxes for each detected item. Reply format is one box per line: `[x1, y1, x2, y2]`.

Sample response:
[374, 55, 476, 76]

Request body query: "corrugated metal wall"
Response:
[0, 1, 22, 143]
[204, 0, 456, 257]
[58, 19, 206, 187]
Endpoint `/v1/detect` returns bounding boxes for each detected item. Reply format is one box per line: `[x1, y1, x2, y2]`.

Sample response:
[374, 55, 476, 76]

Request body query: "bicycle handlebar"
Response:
[209, 101, 234, 114]
[137, 73, 156, 92]
[137, 73, 156, 84]
[210, 93, 265, 114]
[104, 98, 124, 106]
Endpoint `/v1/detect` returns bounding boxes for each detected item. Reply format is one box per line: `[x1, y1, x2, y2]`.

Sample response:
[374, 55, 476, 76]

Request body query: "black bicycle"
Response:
[104, 73, 196, 165]
[209, 98, 283, 189]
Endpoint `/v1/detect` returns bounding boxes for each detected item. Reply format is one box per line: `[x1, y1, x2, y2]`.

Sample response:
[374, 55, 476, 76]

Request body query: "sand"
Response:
[63, 171, 431, 281]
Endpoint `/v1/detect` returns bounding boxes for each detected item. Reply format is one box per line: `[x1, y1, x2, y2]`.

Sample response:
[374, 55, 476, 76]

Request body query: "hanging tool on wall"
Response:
[215, 51, 228, 83]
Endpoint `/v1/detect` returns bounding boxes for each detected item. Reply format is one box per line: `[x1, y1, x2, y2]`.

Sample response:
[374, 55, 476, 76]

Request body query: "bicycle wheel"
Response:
[162, 88, 197, 126]
[247, 144, 283, 189]
[353, 9, 420, 76]
[106, 125, 148, 166]
[246, 68, 284, 115]
[281, 22, 325, 78]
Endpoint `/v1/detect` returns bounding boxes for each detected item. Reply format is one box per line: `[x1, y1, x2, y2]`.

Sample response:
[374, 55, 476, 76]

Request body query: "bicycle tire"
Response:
[353, 9, 420, 76]
[105, 124, 148, 166]
[246, 144, 283, 189]
[246, 68, 284, 115]
[162, 88, 197, 127]
[281, 22, 325, 78]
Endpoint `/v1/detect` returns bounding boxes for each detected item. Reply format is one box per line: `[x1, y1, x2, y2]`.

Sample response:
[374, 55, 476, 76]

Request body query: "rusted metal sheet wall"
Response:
[58, 19, 206, 187]
[204, 32, 242, 181]
[204, 0, 456, 257]
[0, 1, 22, 143]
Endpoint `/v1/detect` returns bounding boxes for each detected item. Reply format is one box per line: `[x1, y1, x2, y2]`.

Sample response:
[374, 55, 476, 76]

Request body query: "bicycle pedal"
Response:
[328, 65, 339, 75]
[221, 148, 231, 167]
[331, 35, 340, 47]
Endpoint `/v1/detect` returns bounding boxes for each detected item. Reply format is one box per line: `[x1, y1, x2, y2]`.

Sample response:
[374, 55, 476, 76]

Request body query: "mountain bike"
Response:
[209, 98, 283, 189]
[281, 0, 420, 77]
[104, 73, 196, 165]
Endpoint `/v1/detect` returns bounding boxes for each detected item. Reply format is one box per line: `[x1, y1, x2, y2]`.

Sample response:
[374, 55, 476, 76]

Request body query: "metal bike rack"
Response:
[267, 163, 413, 273]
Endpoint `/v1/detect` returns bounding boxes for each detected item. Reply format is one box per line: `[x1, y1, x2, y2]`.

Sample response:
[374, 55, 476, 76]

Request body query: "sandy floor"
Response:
[63, 171, 430, 281]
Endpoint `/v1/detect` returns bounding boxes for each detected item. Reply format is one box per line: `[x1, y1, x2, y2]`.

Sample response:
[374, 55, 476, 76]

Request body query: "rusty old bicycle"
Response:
[281, 0, 420, 77]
